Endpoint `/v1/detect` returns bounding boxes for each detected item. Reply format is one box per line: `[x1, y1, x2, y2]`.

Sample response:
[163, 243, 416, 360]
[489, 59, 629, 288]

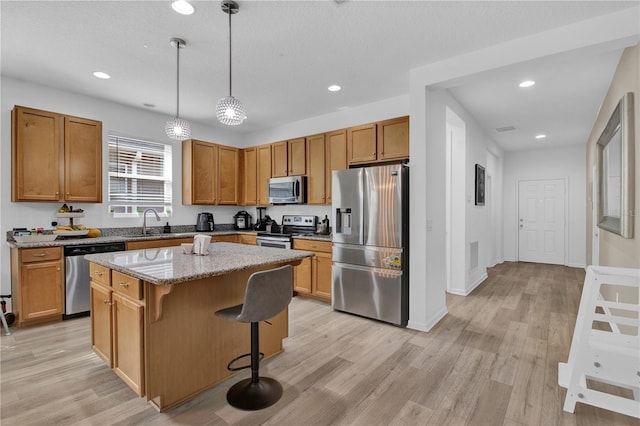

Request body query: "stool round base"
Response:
[226, 377, 283, 410]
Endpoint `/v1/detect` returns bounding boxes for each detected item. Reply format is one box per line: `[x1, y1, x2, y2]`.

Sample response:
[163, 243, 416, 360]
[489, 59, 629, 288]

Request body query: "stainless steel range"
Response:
[256, 215, 317, 249]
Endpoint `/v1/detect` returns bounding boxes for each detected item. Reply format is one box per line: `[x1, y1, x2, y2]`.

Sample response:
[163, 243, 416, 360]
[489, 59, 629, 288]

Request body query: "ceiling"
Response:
[1, 1, 637, 151]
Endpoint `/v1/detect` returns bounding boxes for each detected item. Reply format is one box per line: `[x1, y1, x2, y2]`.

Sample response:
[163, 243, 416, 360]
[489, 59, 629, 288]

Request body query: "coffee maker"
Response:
[196, 213, 214, 231]
[254, 207, 267, 231]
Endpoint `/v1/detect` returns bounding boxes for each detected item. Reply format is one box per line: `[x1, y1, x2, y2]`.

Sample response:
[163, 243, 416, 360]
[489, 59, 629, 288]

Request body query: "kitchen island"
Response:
[85, 242, 312, 412]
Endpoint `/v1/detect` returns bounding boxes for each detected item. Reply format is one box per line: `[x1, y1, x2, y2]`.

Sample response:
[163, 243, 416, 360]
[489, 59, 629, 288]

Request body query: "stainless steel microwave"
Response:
[268, 176, 306, 204]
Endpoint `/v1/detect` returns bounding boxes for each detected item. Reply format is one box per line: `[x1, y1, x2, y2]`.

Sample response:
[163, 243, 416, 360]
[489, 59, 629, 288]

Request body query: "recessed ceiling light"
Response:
[328, 84, 341, 92]
[93, 71, 110, 79]
[535, 134, 547, 139]
[519, 80, 535, 88]
[172, 1, 195, 15]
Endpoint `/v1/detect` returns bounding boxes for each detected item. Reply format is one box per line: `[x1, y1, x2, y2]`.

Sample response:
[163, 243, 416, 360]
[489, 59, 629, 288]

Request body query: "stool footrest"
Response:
[227, 351, 265, 371]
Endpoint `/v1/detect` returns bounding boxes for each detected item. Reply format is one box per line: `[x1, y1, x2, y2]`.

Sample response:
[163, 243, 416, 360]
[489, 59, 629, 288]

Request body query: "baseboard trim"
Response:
[447, 273, 488, 296]
[408, 306, 448, 332]
[568, 262, 586, 269]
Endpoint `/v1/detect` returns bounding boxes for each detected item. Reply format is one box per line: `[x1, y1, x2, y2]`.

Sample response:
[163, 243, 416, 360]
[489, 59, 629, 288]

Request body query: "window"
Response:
[108, 134, 172, 218]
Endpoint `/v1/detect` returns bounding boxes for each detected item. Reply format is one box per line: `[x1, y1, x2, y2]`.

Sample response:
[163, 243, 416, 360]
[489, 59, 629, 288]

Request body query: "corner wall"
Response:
[586, 44, 640, 268]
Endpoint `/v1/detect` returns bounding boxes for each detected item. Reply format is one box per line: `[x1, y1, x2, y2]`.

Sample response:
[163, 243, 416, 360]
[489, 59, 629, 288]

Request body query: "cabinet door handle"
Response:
[103, 300, 113, 306]
[94, 271, 103, 276]
[57, 268, 61, 271]
[33, 253, 48, 257]
[55, 192, 59, 195]
[66, 193, 70, 196]
[119, 282, 129, 288]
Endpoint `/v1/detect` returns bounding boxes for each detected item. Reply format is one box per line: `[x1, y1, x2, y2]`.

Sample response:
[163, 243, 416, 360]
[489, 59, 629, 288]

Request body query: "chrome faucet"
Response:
[142, 208, 161, 234]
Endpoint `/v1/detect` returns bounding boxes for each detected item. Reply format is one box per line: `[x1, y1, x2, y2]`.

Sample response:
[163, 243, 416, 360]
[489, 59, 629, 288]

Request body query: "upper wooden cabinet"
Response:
[12, 105, 102, 202]
[242, 147, 257, 206]
[271, 138, 306, 177]
[217, 145, 239, 205]
[347, 123, 377, 164]
[182, 139, 239, 205]
[271, 141, 288, 177]
[325, 129, 347, 204]
[257, 144, 272, 205]
[183, 139, 218, 205]
[347, 116, 409, 165]
[377, 116, 410, 161]
[306, 133, 326, 204]
[288, 137, 307, 175]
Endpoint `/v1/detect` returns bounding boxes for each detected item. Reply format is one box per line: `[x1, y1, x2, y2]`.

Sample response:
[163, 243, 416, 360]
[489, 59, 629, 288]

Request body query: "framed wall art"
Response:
[475, 164, 485, 206]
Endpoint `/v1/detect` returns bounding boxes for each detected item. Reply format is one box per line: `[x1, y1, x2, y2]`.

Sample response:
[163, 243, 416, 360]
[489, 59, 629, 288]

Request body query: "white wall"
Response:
[429, 90, 503, 296]
[0, 76, 406, 297]
[502, 145, 586, 268]
[0, 76, 246, 295]
[243, 95, 409, 147]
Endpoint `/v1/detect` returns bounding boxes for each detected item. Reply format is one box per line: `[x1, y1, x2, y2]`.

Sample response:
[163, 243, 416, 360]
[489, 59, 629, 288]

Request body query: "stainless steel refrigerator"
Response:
[332, 164, 409, 327]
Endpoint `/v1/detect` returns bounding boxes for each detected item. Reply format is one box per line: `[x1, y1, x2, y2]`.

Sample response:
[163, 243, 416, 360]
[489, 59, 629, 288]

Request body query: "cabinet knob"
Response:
[57, 268, 61, 271]
[55, 192, 59, 195]
[66, 193, 70, 196]
[103, 300, 113, 306]
[119, 282, 129, 288]
[34, 253, 47, 257]
[372, 152, 375, 156]
[94, 271, 103, 276]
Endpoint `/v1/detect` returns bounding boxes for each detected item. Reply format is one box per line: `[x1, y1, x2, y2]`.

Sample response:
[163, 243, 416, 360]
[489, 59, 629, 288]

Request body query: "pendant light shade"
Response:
[216, 0, 246, 126]
[166, 37, 191, 140]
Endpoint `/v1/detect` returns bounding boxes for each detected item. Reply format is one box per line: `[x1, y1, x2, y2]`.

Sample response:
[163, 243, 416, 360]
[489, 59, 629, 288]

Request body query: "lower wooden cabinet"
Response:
[10, 246, 64, 327]
[292, 239, 332, 302]
[237, 234, 257, 245]
[125, 237, 194, 251]
[90, 267, 145, 396]
[112, 291, 145, 396]
[90, 281, 113, 365]
[211, 234, 238, 243]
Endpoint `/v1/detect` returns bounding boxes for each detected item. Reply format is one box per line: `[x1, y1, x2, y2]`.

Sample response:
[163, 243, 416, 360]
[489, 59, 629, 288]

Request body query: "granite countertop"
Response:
[6, 229, 331, 249]
[85, 242, 314, 286]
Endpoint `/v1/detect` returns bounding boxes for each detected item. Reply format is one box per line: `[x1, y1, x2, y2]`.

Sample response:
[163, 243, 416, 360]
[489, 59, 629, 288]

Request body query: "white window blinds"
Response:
[108, 134, 172, 216]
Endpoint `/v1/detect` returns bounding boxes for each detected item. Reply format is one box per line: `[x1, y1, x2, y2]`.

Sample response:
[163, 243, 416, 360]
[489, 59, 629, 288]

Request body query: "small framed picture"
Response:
[475, 164, 485, 206]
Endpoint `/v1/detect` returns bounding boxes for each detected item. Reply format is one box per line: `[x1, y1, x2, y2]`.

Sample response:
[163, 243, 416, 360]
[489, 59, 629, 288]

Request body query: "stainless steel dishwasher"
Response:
[64, 242, 125, 319]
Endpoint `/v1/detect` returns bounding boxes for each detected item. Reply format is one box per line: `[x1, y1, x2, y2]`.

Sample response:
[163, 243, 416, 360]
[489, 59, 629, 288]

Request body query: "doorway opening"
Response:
[445, 107, 466, 294]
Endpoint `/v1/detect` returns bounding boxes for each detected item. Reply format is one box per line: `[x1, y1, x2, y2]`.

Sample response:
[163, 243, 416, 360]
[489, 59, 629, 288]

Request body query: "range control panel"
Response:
[281, 215, 317, 229]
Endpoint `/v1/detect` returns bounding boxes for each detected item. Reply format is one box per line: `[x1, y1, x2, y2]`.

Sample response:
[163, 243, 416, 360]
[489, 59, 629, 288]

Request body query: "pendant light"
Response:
[216, 0, 246, 126]
[165, 37, 191, 140]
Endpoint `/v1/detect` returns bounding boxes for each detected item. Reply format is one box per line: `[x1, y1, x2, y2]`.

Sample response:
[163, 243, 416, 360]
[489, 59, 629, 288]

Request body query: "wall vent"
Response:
[496, 126, 516, 132]
[470, 241, 479, 270]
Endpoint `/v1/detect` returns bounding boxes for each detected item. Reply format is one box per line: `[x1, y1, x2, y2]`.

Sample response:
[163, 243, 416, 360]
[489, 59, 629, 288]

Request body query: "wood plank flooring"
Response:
[1, 262, 637, 425]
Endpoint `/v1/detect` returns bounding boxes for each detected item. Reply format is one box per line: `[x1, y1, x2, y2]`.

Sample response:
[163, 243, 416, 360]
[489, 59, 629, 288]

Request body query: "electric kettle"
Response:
[196, 213, 214, 231]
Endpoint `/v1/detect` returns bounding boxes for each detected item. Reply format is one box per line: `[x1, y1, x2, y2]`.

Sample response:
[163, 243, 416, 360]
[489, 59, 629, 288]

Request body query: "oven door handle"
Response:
[257, 236, 291, 243]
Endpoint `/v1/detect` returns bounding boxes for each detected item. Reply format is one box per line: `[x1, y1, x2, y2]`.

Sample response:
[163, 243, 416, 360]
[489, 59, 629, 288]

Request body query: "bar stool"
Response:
[215, 265, 293, 410]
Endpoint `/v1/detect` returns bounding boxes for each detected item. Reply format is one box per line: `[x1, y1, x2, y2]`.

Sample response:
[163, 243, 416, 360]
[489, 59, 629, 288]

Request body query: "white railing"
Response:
[559, 265, 640, 418]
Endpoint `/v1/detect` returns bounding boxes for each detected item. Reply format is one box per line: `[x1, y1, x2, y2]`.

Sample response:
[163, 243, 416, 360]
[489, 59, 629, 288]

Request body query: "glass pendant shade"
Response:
[165, 116, 191, 140]
[165, 37, 191, 140]
[216, 95, 246, 125]
[217, 1, 246, 126]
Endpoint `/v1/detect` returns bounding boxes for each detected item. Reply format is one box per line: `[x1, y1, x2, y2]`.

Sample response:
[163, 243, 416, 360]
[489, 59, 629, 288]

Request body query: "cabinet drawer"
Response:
[293, 239, 332, 253]
[90, 263, 111, 286]
[112, 270, 142, 300]
[21, 246, 62, 262]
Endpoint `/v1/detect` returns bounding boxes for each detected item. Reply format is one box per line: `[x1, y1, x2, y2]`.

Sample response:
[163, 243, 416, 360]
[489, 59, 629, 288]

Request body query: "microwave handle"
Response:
[295, 180, 300, 197]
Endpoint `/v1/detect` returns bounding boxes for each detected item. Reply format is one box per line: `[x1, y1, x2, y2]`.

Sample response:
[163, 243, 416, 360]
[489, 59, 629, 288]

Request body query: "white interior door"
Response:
[518, 179, 566, 265]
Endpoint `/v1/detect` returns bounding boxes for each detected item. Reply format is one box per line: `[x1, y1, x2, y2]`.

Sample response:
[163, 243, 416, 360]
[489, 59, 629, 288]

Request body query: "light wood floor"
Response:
[1, 262, 637, 425]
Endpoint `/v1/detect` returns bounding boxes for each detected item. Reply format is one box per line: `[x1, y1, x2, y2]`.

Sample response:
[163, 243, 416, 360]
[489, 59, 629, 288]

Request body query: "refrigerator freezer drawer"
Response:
[332, 262, 404, 326]
[333, 243, 403, 269]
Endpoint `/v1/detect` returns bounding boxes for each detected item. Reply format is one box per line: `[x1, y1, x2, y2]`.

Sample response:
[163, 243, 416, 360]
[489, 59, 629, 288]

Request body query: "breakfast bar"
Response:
[85, 242, 312, 412]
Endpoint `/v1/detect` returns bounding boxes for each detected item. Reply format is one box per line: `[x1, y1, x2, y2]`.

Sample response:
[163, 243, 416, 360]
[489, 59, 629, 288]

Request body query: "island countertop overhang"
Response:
[85, 242, 313, 285]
